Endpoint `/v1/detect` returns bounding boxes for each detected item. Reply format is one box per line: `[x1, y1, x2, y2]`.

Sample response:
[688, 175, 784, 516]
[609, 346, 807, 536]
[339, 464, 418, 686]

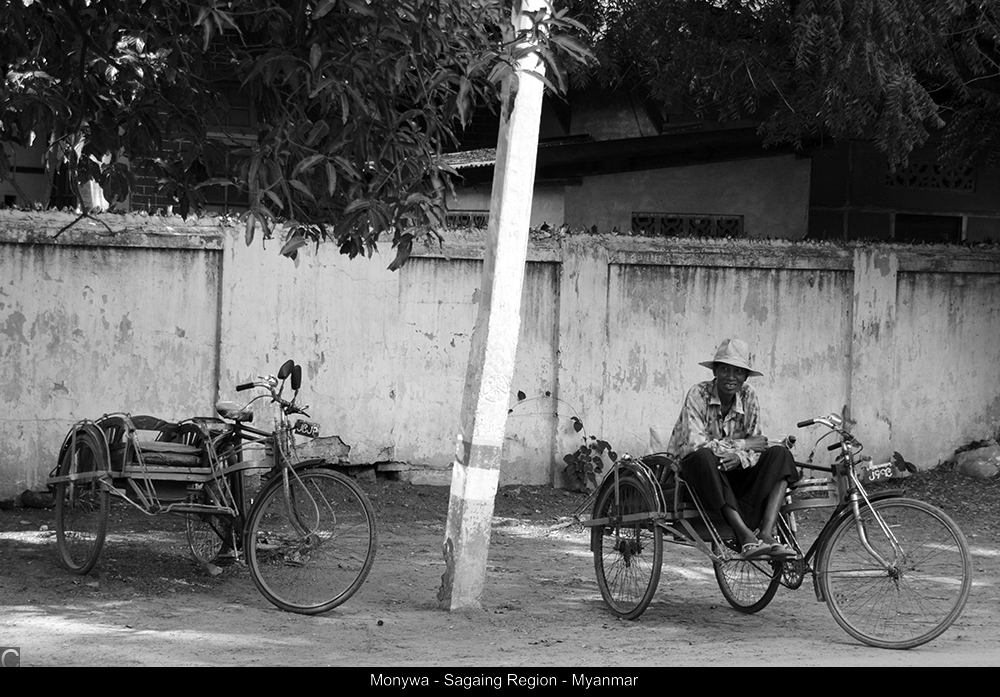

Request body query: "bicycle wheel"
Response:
[245, 468, 377, 614]
[591, 476, 663, 619]
[55, 427, 109, 574]
[818, 498, 971, 649]
[713, 542, 782, 613]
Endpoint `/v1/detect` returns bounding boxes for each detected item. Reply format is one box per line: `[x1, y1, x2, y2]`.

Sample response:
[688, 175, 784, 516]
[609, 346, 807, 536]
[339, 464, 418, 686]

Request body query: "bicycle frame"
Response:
[777, 466, 905, 598]
[226, 363, 337, 543]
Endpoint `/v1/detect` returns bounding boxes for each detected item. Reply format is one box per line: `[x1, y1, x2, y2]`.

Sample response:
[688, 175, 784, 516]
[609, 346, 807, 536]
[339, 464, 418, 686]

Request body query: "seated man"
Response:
[665, 338, 799, 559]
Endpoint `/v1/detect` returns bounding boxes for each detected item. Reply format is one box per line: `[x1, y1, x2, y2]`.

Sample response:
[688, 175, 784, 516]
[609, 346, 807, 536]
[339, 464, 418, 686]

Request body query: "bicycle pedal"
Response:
[213, 548, 239, 565]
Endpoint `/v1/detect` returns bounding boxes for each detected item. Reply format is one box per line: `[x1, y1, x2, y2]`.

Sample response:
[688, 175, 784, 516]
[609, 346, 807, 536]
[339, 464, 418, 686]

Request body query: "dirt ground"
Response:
[1, 467, 998, 668]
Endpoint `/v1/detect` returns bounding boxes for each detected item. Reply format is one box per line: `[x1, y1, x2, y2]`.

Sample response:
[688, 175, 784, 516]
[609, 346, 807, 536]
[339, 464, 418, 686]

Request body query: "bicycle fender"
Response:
[290, 458, 336, 472]
[48, 422, 111, 489]
[255, 458, 348, 505]
[589, 473, 644, 553]
[590, 460, 663, 519]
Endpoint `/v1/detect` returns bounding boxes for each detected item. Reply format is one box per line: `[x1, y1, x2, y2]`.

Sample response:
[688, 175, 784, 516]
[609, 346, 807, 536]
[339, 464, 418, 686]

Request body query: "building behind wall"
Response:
[4, 83, 999, 248]
[445, 85, 1000, 246]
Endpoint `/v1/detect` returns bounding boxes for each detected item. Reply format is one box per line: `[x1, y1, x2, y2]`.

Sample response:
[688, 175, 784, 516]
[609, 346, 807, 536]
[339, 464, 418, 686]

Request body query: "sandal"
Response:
[769, 543, 796, 559]
[740, 540, 772, 560]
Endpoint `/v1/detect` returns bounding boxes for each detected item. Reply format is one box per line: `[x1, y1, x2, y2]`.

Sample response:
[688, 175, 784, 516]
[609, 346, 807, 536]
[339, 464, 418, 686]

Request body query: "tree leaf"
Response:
[291, 154, 325, 179]
[244, 212, 256, 246]
[280, 234, 308, 259]
[288, 178, 316, 200]
[343, 0, 376, 17]
[313, 0, 337, 20]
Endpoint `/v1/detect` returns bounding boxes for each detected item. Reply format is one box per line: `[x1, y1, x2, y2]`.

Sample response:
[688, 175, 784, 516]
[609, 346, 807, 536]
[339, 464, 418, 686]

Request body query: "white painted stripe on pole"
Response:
[451, 460, 500, 501]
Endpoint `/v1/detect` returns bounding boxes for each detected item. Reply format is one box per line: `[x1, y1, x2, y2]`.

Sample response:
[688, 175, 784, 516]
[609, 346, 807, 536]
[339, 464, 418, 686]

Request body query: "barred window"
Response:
[631, 212, 744, 237]
[445, 211, 489, 229]
[886, 162, 975, 192]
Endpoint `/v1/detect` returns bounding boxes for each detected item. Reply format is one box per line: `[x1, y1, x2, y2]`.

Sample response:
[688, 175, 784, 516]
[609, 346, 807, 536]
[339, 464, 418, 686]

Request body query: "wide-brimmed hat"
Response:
[699, 338, 763, 377]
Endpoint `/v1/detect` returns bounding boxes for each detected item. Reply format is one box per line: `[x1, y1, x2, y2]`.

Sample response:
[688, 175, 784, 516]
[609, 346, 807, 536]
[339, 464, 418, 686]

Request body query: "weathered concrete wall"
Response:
[217, 231, 997, 478]
[217, 228, 561, 487]
[580, 238, 1000, 470]
[889, 266, 1000, 465]
[0, 212, 222, 497]
[3, 211, 999, 497]
[217, 228, 402, 470]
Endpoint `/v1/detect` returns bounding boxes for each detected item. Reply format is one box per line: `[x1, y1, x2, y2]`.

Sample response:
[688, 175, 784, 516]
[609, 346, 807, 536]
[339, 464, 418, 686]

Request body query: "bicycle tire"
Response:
[55, 427, 109, 574]
[818, 497, 971, 649]
[713, 544, 782, 614]
[591, 476, 663, 619]
[245, 468, 377, 614]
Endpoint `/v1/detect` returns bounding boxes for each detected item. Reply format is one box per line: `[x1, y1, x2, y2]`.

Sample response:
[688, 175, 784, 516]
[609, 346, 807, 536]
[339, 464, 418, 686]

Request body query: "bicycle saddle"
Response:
[216, 401, 254, 423]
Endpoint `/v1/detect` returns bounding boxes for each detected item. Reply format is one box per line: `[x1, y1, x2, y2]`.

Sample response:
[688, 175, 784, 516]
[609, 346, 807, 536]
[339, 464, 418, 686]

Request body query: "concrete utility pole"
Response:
[437, 0, 547, 611]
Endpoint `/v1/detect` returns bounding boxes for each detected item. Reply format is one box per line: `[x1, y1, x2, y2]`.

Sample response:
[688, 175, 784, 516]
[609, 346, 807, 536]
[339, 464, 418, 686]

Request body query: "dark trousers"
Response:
[679, 446, 799, 531]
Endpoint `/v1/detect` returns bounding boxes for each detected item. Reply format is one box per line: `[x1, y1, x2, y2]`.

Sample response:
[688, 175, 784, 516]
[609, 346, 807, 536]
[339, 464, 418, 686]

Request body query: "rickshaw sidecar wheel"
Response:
[713, 547, 782, 614]
[55, 426, 110, 574]
[185, 477, 236, 566]
[592, 476, 663, 619]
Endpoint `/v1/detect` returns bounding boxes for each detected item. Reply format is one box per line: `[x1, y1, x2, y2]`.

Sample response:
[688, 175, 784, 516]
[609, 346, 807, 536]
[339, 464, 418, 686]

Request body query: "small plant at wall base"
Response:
[563, 421, 618, 493]
[507, 391, 617, 492]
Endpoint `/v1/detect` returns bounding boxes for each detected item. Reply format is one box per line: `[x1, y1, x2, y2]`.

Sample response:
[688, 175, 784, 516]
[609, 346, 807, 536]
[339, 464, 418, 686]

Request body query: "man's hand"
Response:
[744, 435, 768, 453]
[718, 451, 742, 471]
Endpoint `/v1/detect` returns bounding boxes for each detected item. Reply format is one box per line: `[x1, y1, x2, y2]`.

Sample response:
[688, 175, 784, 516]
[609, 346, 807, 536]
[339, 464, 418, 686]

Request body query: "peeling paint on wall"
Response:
[742, 284, 770, 324]
[2, 310, 27, 343]
[874, 253, 892, 276]
[117, 314, 134, 344]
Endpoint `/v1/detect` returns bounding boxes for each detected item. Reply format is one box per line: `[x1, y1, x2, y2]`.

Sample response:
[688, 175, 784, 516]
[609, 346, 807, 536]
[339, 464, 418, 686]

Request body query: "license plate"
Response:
[859, 461, 898, 483]
[293, 420, 320, 438]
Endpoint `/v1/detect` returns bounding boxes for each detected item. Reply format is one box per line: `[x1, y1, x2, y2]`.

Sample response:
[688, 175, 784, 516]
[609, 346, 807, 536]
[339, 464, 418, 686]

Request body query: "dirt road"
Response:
[1, 476, 997, 667]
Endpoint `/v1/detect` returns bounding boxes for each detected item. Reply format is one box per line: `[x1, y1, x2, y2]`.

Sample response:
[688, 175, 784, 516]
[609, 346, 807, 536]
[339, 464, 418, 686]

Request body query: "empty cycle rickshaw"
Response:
[48, 359, 377, 615]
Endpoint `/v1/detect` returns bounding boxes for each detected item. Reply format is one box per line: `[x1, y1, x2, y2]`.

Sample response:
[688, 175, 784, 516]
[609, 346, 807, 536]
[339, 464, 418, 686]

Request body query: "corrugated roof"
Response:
[443, 137, 594, 170]
[442, 148, 496, 169]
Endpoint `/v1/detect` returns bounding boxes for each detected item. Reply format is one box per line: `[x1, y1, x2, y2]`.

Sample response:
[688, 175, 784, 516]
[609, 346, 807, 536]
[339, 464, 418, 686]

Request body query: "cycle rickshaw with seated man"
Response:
[580, 413, 971, 650]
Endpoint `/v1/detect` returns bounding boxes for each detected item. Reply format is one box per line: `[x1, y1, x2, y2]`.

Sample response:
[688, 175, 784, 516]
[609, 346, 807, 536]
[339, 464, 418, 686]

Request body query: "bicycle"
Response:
[47, 359, 377, 615]
[581, 413, 972, 649]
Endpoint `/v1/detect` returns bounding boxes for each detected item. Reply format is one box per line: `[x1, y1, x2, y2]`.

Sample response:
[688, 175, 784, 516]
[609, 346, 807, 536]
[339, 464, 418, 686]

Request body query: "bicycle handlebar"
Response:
[798, 413, 862, 455]
[234, 362, 309, 417]
[798, 414, 844, 432]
